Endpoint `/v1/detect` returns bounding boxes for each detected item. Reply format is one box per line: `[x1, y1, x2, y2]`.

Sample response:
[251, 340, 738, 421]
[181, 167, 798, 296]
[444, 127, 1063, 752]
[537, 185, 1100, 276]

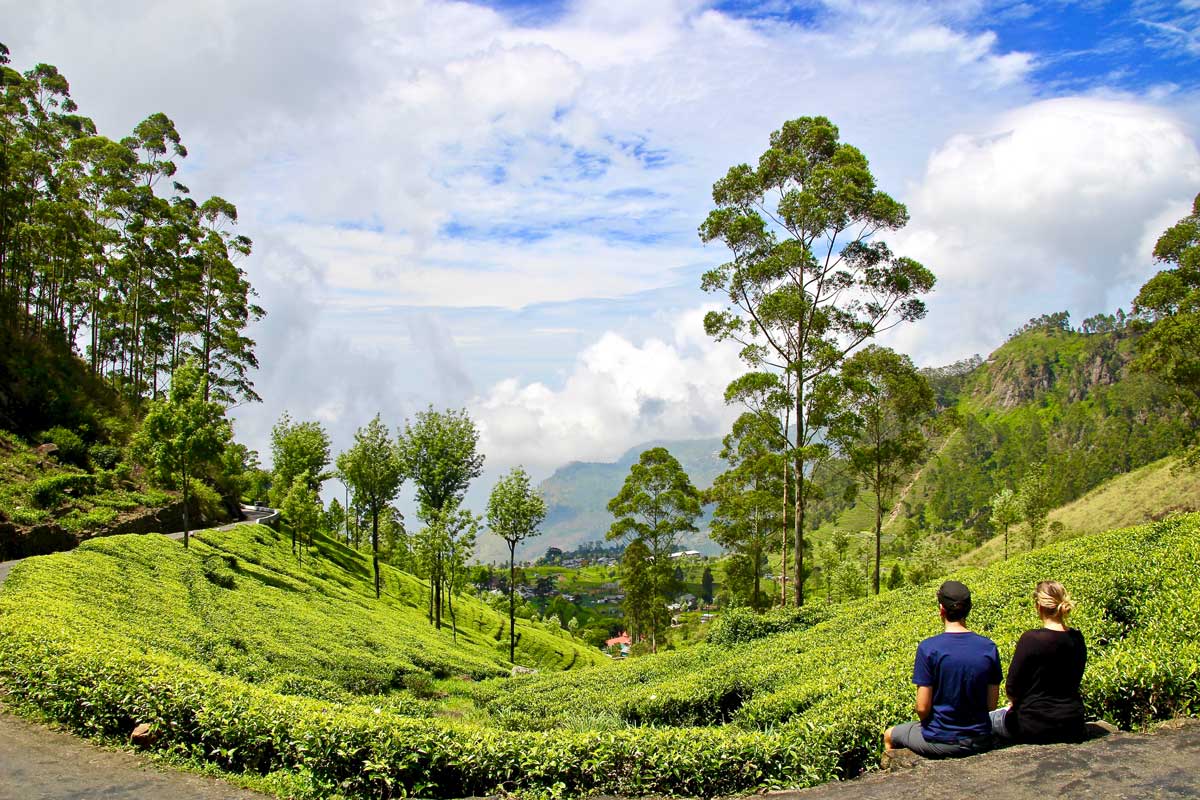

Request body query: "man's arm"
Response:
[987, 683, 1000, 711]
[915, 685, 933, 723]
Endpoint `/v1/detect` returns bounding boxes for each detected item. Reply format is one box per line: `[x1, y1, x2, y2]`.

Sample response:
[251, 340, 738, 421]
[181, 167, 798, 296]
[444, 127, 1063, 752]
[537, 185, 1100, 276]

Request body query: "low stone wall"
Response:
[0, 499, 231, 561]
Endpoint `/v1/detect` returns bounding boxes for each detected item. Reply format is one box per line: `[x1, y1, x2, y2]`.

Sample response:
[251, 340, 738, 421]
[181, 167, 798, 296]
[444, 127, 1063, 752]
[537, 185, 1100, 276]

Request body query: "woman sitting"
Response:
[992, 580, 1088, 744]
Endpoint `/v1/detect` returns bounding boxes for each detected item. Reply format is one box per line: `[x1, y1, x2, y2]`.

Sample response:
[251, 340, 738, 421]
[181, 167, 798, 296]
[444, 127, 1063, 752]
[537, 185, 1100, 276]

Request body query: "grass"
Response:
[954, 456, 1200, 568]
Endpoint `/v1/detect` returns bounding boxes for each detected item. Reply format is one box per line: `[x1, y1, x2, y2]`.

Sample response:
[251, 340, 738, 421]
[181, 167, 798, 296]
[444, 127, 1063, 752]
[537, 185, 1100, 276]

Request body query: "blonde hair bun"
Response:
[1035, 580, 1074, 617]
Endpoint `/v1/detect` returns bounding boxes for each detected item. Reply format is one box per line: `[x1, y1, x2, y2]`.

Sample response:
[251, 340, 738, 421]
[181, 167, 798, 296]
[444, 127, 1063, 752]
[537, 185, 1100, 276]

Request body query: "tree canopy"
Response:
[700, 115, 935, 604]
[335, 415, 404, 598]
[0, 44, 263, 404]
[130, 359, 231, 547]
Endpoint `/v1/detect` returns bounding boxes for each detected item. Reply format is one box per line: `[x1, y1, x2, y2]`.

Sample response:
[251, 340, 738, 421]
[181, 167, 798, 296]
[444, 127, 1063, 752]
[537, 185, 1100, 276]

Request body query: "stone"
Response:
[1084, 719, 1120, 739]
[880, 748, 924, 772]
[130, 723, 156, 748]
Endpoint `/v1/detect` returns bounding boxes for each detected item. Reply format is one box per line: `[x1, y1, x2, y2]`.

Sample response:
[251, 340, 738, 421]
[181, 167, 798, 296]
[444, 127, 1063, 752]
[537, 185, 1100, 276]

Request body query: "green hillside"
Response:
[955, 455, 1200, 568]
[799, 323, 1194, 598]
[533, 437, 725, 558]
[0, 523, 604, 696]
[2, 511, 1195, 798]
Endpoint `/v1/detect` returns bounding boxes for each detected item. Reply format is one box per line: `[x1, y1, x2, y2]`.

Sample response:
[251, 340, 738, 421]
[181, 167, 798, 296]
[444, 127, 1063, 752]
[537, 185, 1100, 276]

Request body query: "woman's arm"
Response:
[1006, 632, 1033, 703]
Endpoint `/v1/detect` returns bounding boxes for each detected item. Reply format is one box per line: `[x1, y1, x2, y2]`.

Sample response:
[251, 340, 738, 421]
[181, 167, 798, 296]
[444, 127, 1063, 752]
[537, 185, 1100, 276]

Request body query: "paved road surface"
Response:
[0, 708, 269, 800]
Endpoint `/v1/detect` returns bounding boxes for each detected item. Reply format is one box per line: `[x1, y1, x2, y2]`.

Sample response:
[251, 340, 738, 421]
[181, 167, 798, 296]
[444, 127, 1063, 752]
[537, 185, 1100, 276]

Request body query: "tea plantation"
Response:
[0, 515, 1197, 799]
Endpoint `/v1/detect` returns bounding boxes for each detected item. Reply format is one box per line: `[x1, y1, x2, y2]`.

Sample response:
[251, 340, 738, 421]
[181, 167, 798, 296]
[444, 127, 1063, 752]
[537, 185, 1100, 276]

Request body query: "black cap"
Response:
[937, 580, 971, 611]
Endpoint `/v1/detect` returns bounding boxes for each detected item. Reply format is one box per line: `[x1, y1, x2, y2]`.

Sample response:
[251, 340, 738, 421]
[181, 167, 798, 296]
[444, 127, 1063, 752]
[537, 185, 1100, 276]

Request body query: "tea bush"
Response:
[0, 515, 1196, 798]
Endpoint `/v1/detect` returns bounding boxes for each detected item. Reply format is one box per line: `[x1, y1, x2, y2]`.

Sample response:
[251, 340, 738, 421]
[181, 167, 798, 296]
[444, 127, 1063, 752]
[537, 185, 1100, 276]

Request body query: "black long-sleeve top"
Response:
[1005, 627, 1088, 743]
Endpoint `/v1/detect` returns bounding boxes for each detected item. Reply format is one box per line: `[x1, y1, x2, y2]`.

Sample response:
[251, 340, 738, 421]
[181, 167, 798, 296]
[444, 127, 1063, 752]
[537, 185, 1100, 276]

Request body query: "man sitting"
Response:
[884, 580, 1001, 759]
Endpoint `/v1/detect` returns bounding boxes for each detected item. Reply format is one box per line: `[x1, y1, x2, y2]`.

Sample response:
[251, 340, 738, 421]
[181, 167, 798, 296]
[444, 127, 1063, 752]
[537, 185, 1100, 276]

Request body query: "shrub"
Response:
[39, 426, 87, 467]
[707, 605, 831, 646]
[30, 474, 96, 508]
[60, 507, 119, 534]
[88, 443, 123, 470]
[188, 479, 225, 521]
[202, 555, 237, 589]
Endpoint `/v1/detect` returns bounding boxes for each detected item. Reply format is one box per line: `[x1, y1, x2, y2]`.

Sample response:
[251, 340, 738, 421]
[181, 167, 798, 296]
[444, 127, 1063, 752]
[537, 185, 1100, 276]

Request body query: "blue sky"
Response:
[5, 0, 1200, 508]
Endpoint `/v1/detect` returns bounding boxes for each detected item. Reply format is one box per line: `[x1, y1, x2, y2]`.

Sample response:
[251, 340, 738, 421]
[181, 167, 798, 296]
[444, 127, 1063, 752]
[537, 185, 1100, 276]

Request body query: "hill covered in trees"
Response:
[532, 438, 725, 558]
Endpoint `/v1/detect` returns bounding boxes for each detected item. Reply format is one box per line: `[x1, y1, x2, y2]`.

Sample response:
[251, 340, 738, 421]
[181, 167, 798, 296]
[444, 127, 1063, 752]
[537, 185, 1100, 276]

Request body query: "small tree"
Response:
[700, 566, 715, 604]
[336, 415, 404, 598]
[606, 448, 702, 652]
[486, 466, 547, 663]
[398, 407, 485, 628]
[708, 413, 785, 610]
[1017, 464, 1052, 550]
[829, 345, 934, 594]
[990, 487, 1022, 560]
[132, 360, 230, 549]
[281, 470, 322, 566]
[269, 412, 332, 507]
[619, 537, 655, 647]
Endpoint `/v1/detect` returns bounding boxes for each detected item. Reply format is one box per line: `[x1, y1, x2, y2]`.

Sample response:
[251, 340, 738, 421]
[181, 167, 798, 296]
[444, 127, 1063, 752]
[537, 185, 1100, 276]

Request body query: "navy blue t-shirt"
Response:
[912, 631, 1002, 742]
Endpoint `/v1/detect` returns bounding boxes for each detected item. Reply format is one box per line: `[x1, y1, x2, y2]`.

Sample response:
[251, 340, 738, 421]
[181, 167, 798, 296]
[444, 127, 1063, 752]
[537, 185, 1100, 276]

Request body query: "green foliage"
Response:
[269, 414, 331, 507]
[608, 448, 702, 649]
[487, 466, 547, 662]
[39, 426, 87, 467]
[335, 414, 404, 598]
[707, 605, 831, 646]
[131, 361, 231, 546]
[829, 345, 935, 593]
[59, 506, 118, 534]
[1017, 463, 1052, 550]
[709, 413, 786, 611]
[397, 407, 485, 517]
[281, 471, 322, 560]
[1133, 192, 1200, 463]
[87, 443, 123, 470]
[0, 46, 263, 405]
[189, 478, 225, 521]
[919, 327, 1190, 539]
[30, 473, 97, 508]
[1, 516, 1197, 797]
[700, 115, 935, 605]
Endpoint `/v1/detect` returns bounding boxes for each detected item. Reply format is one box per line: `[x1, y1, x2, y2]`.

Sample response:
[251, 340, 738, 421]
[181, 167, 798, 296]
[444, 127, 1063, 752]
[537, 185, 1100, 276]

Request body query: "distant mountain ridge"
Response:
[520, 438, 726, 559]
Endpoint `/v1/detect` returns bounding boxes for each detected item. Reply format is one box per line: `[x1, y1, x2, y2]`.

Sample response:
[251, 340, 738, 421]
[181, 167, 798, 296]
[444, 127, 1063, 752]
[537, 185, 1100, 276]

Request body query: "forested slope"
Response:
[803, 321, 1196, 598]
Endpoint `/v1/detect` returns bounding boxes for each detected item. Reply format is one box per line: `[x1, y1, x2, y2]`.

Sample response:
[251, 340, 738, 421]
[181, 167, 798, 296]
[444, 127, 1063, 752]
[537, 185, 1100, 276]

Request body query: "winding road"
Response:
[0, 506, 276, 587]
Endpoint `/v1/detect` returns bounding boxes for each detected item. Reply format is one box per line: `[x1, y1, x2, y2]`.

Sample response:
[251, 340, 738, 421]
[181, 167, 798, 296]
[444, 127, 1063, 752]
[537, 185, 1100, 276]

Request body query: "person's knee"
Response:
[883, 726, 894, 749]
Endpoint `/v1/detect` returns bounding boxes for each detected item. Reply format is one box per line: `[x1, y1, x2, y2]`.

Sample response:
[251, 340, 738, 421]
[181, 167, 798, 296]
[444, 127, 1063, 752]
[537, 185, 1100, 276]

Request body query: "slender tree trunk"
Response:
[794, 374, 805, 606]
[434, 556, 443, 629]
[781, 457, 788, 607]
[182, 463, 190, 549]
[1004, 524, 1009, 561]
[874, 470, 882, 596]
[372, 510, 380, 599]
[508, 539, 517, 663]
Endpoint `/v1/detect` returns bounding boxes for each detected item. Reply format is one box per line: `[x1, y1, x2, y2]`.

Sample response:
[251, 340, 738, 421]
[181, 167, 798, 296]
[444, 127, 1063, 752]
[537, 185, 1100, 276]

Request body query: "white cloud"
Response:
[7, 0, 1200, 481]
[471, 306, 743, 472]
[887, 96, 1200, 365]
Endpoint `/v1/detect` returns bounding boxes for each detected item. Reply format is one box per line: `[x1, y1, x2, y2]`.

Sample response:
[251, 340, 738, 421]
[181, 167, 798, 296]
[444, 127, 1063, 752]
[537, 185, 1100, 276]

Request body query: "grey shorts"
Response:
[890, 721, 995, 759]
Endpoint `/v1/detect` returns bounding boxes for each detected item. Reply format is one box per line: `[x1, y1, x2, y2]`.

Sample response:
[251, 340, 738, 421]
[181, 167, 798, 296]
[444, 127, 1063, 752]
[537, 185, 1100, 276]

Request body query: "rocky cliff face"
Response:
[971, 331, 1130, 411]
